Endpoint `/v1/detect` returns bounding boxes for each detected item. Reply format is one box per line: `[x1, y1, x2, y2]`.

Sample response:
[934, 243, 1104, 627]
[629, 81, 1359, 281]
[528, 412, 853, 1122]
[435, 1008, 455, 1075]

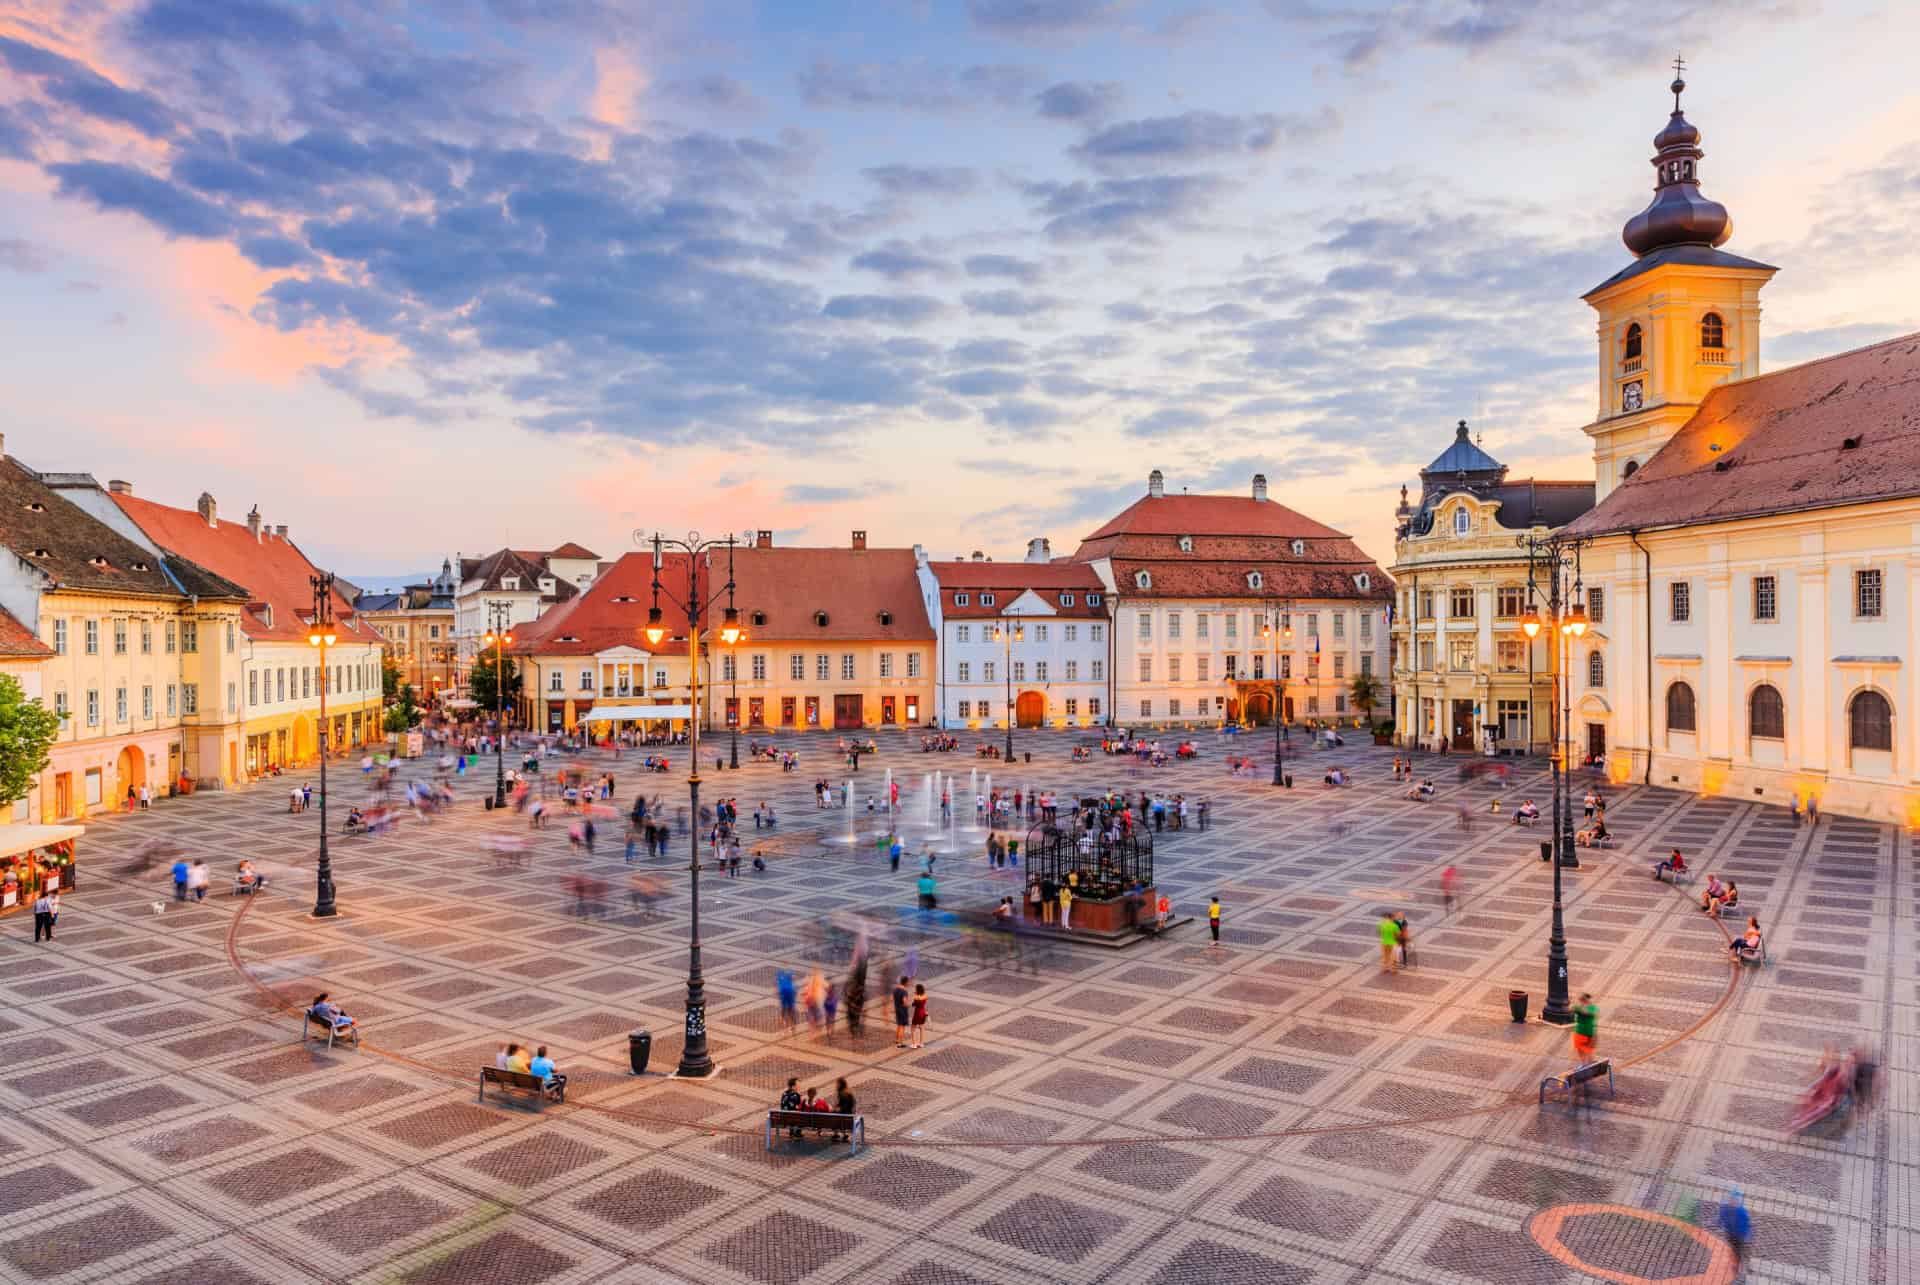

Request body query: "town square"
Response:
[4, 1, 1920, 1282]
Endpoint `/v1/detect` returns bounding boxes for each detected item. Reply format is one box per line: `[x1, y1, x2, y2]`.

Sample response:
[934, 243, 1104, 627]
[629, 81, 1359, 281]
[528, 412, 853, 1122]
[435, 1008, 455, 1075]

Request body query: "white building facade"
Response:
[917, 547, 1110, 729]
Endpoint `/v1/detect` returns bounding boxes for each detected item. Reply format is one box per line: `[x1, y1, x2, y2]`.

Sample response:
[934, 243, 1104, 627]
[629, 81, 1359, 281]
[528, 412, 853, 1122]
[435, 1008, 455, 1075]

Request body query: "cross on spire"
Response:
[1670, 53, 1687, 111]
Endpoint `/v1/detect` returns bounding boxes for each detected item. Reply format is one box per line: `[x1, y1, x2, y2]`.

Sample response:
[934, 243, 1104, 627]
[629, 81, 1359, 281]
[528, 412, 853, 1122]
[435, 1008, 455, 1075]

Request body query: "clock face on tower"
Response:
[1622, 380, 1644, 411]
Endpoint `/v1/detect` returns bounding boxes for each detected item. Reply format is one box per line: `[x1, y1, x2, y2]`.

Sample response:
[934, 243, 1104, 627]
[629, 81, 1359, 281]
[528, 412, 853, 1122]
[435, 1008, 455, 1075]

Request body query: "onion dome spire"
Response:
[1622, 57, 1732, 257]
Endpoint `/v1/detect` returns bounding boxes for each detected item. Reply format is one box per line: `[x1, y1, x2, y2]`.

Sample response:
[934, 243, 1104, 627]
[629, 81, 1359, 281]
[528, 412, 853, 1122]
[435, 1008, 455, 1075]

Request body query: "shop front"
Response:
[0, 825, 84, 916]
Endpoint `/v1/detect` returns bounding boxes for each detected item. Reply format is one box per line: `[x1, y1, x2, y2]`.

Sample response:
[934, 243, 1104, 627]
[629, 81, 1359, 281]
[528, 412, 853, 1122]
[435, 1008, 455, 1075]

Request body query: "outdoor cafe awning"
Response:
[582, 703, 695, 722]
[0, 824, 85, 861]
[441, 698, 479, 710]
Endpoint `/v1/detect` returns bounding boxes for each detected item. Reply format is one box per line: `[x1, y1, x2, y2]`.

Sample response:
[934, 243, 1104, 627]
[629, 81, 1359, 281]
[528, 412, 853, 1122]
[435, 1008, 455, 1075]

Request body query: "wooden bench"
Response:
[1539, 1058, 1614, 1111]
[765, 1109, 864, 1156]
[478, 1066, 564, 1106]
[300, 1011, 359, 1051]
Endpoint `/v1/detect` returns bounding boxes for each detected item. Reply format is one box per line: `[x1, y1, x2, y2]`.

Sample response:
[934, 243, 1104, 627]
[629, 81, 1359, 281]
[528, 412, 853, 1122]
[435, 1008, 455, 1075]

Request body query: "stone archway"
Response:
[115, 745, 145, 804]
[1015, 690, 1047, 728]
[1245, 690, 1275, 726]
[291, 716, 315, 763]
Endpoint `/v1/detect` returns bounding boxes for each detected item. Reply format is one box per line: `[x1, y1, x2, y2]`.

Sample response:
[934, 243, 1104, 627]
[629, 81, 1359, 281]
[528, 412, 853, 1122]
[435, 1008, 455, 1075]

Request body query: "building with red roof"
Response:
[1069, 470, 1393, 729]
[93, 483, 385, 776]
[452, 543, 600, 674]
[510, 531, 933, 733]
[917, 544, 1110, 729]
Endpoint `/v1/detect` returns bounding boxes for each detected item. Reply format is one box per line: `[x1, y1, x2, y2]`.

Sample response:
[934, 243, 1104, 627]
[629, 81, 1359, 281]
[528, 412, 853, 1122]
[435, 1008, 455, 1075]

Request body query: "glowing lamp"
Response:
[720, 606, 741, 646]
[644, 606, 665, 647]
[1520, 609, 1543, 639]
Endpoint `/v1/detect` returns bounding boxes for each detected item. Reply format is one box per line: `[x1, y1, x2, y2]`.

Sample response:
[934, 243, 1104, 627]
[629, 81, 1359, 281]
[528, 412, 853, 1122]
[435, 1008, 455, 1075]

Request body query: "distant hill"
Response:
[344, 572, 437, 598]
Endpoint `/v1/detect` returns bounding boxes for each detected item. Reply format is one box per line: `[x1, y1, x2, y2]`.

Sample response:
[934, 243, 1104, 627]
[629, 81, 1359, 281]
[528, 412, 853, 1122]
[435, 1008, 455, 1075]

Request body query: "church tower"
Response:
[1581, 66, 1777, 501]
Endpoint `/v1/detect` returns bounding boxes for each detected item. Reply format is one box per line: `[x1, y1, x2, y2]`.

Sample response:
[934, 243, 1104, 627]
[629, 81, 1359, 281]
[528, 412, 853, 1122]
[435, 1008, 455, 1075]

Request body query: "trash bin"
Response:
[1539, 841, 1553, 863]
[1509, 990, 1529, 1023]
[628, 1030, 652, 1075]
[483, 796, 495, 811]
[1284, 775, 1293, 789]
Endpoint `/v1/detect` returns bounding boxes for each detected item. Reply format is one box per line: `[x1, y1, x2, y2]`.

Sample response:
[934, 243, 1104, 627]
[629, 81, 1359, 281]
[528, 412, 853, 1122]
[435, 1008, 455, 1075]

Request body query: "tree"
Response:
[469, 650, 520, 712]
[381, 653, 402, 702]
[383, 683, 421, 733]
[0, 673, 62, 810]
[1349, 672, 1382, 726]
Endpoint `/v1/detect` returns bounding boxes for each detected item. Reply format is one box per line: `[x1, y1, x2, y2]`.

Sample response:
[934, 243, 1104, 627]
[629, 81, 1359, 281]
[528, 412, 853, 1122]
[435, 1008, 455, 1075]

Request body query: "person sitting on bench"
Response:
[1728, 916, 1763, 960]
[1513, 799, 1539, 824]
[1704, 878, 1739, 918]
[1406, 779, 1435, 800]
[1577, 818, 1611, 846]
[236, 860, 267, 893]
[527, 1045, 567, 1097]
[1654, 849, 1687, 881]
[308, 993, 356, 1040]
[779, 1077, 805, 1137]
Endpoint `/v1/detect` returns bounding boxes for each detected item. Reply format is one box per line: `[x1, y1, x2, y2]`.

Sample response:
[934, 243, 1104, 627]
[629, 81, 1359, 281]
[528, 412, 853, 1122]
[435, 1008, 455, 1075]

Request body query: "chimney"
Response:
[756, 529, 772, 549]
[274, 524, 288, 539]
[107, 479, 132, 495]
[971, 550, 985, 562]
[851, 530, 867, 550]
[246, 505, 262, 540]
[1025, 537, 1052, 563]
[1147, 469, 1164, 499]
[196, 492, 217, 527]
[1252, 473, 1268, 502]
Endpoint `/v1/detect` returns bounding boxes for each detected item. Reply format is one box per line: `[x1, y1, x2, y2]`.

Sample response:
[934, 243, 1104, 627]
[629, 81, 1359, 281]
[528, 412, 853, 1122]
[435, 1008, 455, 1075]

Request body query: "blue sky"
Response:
[3, 0, 1918, 580]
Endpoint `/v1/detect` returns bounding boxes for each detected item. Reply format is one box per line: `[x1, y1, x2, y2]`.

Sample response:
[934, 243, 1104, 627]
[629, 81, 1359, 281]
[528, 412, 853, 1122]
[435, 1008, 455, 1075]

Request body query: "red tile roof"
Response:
[0, 606, 53, 659]
[460, 548, 581, 602]
[546, 542, 600, 560]
[1568, 331, 1920, 536]
[1083, 493, 1347, 541]
[512, 545, 934, 656]
[924, 560, 1107, 619]
[111, 494, 373, 643]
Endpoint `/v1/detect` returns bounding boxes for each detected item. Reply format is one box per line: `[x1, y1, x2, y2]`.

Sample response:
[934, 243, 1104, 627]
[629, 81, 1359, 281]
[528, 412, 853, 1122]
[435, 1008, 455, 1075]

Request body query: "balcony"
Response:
[1621, 356, 1644, 374]
[1699, 347, 1727, 364]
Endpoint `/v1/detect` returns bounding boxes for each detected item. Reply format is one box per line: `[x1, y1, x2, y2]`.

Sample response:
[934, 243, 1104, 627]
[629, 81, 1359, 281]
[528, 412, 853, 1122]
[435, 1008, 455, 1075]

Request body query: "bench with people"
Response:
[302, 993, 359, 1049]
[1652, 849, 1693, 884]
[1404, 779, 1436, 802]
[767, 1077, 863, 1155]
[1699, 875, 1740, 919]
[1512, 799, 1540, 826]
[1728, 915, 1767, 965]
[479, 1043, 567, 1106]
[232, 860, 268, 895]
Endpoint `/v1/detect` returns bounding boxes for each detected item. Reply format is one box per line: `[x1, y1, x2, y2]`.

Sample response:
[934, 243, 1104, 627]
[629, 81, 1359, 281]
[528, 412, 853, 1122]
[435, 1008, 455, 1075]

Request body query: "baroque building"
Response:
[356, 561, 461, 703]
[1389, 423, 1594, 752]
[1559, 72, 1920, 823]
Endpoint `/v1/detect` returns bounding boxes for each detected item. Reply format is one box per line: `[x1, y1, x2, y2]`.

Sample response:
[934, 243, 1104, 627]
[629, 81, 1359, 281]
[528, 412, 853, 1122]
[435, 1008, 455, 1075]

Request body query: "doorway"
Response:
[1015, 691, 1046, 727]
[1244, 690, 1274, 726]
[833, 694, 863, 728]
[881, 696, 896, 725]
[1450, 699, 1475, 751]
[1586, 723, 1607, 765]
[116, 745, 145, 803]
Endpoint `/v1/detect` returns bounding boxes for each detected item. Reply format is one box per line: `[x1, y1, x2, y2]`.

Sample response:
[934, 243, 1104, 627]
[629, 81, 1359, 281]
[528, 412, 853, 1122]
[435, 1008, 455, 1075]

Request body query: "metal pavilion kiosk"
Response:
[1024, 801, 1156, 936]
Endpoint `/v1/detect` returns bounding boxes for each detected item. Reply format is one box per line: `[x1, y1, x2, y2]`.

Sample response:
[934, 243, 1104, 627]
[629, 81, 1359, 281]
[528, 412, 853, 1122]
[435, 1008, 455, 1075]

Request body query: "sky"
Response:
[4, 0, 1919, 585]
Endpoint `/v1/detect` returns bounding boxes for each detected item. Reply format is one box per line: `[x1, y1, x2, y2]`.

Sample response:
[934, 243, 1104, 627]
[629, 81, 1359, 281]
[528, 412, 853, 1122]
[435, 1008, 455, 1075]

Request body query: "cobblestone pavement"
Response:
[1, 730, 1910, 1284]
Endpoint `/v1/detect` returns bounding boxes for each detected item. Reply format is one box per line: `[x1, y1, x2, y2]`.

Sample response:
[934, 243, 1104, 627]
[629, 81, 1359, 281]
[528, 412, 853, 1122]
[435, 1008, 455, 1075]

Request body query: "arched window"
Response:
[1623, 322, 1643, 361]
[1246, 571, 1263, 590]
[1700, 312, 1724, 349]
[1134, 570, 1152, 590]
[1587, 650, 1604, 688]
[1849, 690, 1893, 751]
[1453, 507, 1471, 535]
[1622, 459, 1640, 479]
[1749, 684, 1784, 739]
[1666, 681, 1697, 732]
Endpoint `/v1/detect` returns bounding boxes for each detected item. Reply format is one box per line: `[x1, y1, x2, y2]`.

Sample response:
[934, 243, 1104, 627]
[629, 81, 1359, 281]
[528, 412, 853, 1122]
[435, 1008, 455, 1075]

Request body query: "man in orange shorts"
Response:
[1572, 992, 1599, 1061]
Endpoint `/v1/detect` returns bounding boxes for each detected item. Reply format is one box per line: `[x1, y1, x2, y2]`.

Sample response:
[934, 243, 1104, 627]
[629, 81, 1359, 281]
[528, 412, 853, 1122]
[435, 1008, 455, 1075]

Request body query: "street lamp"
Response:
[727, 629, 747, 769]
[1261, 607, 1293, 785]
[481, 605, 513, 808]
[641, 530, 739, 1078]
[308, 574, 339, 918]
[1518, 531, 1589, 1026]
[991, 618, 1023, 760]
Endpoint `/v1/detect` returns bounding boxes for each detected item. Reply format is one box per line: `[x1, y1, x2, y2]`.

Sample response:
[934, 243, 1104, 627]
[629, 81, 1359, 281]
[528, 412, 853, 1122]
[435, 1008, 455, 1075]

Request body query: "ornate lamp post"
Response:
[1261, 605, 1293, 784]
[481, 604, 513, 808]
[991, 616, 1023, 760]
[727, 633, 744, 769]
[1518, 532, 1589, 1025]
[308, 574, 339, 918]
[643, 531, 740, 1078]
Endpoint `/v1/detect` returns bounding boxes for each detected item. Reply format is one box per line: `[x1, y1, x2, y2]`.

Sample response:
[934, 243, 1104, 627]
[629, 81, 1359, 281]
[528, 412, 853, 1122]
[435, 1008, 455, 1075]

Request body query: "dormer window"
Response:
[980, 594, 995, 606]
[1134, 571, 1152, 590]
[30, 547, 49, 559]
[1059, 594, 1075, 606]
[539, 577, 555, 593]
[1290, 539, 1305, 556]
[1087, 593, 1101, 606]
[89, 555, 110, 569]
[23, 502, 44, 513]
[953, 594, 969, 607]
[1355, 573, 1371, 591]
[1454, 507, 1471, 536]
[814, 610, 830, 627]
[750, 610, 767, 627]
[132, 560, 148, 571]
[502, 576, 520, 591]
[878, 610, 893, 626]
[1623, 322, 1643, 362]
[1177, 536, 1193, 552]
[1246, 571, 1263, 590]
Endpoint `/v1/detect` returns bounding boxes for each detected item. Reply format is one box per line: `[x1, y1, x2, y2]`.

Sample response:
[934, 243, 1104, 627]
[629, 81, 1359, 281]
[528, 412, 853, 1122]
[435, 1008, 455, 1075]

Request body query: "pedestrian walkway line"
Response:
[222, 874, 1745, 1151]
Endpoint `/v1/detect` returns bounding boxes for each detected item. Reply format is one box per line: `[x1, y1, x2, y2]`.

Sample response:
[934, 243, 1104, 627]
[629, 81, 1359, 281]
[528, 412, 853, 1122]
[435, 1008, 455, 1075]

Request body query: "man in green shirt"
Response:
[1573, 993, 1599, 1061]
[1378, 912, 1400, 973]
